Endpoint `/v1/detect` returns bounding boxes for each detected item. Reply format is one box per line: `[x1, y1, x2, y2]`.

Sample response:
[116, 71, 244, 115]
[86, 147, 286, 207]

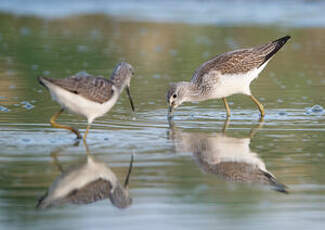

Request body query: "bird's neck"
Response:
[111, 77, 128, 92]
[182, 82, 205, 102]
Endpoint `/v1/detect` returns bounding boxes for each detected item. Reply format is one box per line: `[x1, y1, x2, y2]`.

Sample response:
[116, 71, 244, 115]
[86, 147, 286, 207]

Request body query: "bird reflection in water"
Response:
[168, 119, 288, 193]
[37, 142, 134, 209]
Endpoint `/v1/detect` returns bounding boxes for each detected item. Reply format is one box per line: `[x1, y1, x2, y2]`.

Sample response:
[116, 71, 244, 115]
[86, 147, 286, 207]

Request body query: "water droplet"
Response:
[0, 106, 10, 112]
[77, 45, 89, 52]
[202, 51, 210, 58]
[90, 29, 101, 39]
[23, 104, 35, 110]
[43, 71, 50, 76]
[169, 49, 177, 56]
[311, 104, 323, 113]
[7, 70, 15, 76]
[76, 71, 91, 77]
[21, 101, 34, 110]
[20, 27, 30, 36]
[31, 64, 39, 70]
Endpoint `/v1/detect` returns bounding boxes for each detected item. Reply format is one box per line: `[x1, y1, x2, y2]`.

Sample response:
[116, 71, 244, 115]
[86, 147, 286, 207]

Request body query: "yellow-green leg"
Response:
[50, 108, 82, 139]
[82, 124, 91, 155]
[50, 151, 64, 173]
[222, 117, 230, 134]
[249, 95, 265, 117]
[83, 124, 91, 142]
[222, 98, 231, 117]
[249, 118, 264, 139]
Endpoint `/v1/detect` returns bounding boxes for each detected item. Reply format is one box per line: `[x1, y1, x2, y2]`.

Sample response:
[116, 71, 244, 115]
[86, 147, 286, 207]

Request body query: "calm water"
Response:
[0, 2, 325, 229]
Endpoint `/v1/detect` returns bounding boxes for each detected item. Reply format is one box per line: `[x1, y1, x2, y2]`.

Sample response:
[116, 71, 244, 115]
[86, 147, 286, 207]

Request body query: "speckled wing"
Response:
[43, 75, 115, 104]
[191, 35, 290, 84]
[203, 161, 287, 193]
[212, 162, 273, 184]
[63, 178, 112, 205]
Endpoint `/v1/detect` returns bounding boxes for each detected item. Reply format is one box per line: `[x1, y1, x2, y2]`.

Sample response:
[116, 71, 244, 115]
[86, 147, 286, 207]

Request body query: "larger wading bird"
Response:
[167, 36, 290, 118]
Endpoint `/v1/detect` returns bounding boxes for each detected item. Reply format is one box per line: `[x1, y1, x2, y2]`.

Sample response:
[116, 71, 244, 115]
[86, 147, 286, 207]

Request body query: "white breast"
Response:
[43, 80, 119, 123]
[207, 61, 269, 99]
[174, 132, 267, 172]
[204, 134, 267, 171]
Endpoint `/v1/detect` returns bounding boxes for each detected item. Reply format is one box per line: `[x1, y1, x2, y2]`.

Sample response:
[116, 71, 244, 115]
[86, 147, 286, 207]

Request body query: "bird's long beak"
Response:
[168, 104, 175, 119]
[124, 154, 134, 188]
[126, 86, 135, 112]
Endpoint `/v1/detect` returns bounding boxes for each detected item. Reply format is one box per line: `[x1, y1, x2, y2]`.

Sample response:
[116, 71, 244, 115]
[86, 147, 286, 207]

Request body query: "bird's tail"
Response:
[37, 76, 52, 89]
[263, 171, 289, 194]
[38, 76, 46, 87]
[259, 35, 291, 67]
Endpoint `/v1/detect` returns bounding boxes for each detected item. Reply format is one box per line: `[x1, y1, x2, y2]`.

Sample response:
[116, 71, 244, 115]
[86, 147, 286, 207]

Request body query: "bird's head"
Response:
[111, 62, 135, 87]
[166, 82, 188, 118]
[109, 183, 133, 209]
[109, 153, 134, 209]
[111, 62, 135, 112]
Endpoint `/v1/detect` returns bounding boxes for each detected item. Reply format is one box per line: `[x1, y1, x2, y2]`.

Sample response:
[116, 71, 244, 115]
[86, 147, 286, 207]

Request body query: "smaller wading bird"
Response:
[167, 36, 291, 118]
[38, 62, 135, 141]
[37, 153, 134, 209]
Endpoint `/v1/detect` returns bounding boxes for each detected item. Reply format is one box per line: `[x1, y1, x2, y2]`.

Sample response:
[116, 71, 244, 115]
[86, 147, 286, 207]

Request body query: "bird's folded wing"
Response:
[64, 178, 112, 204]
[192, 41, 280, 82]
[49, 75, 115, 104]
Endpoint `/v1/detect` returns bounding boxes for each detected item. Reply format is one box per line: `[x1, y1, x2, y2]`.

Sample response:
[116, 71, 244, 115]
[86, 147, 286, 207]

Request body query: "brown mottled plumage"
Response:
[194, 156, 286, 192]
[62, 178, 112, 205]
[192, 36, 291, 83]
[41, 75, 115, 104]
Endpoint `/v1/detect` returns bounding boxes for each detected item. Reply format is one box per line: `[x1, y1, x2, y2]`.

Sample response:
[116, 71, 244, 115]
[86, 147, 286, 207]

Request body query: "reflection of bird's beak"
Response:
[168, 104, 175, 118]
[126, 86, 135, 112]
[124, 154, 134, 188]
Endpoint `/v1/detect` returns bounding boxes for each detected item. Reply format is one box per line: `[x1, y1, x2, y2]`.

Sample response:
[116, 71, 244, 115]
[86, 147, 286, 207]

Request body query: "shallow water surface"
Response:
[0, 7, 325, 230]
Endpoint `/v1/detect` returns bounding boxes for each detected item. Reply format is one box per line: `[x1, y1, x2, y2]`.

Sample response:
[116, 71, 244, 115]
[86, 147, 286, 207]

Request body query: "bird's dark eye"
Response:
[172, 94, 177, 98]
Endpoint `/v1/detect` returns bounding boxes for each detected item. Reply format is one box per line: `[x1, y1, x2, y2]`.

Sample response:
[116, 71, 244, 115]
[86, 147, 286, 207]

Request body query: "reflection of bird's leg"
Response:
[50, 108, 82, 139]
[83, 138, 91, 155]
[73, 139, 81, 147]
[50, 150, 64, 173]
[83, 124, 91, 142]
[49, 141, 81, 172]
[167, 119, 176, 140]
[249, 118, 264, 139]
[249, 95, 265, 118]
[222, 117, 230, 134]
[222, 98, 231, 117]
